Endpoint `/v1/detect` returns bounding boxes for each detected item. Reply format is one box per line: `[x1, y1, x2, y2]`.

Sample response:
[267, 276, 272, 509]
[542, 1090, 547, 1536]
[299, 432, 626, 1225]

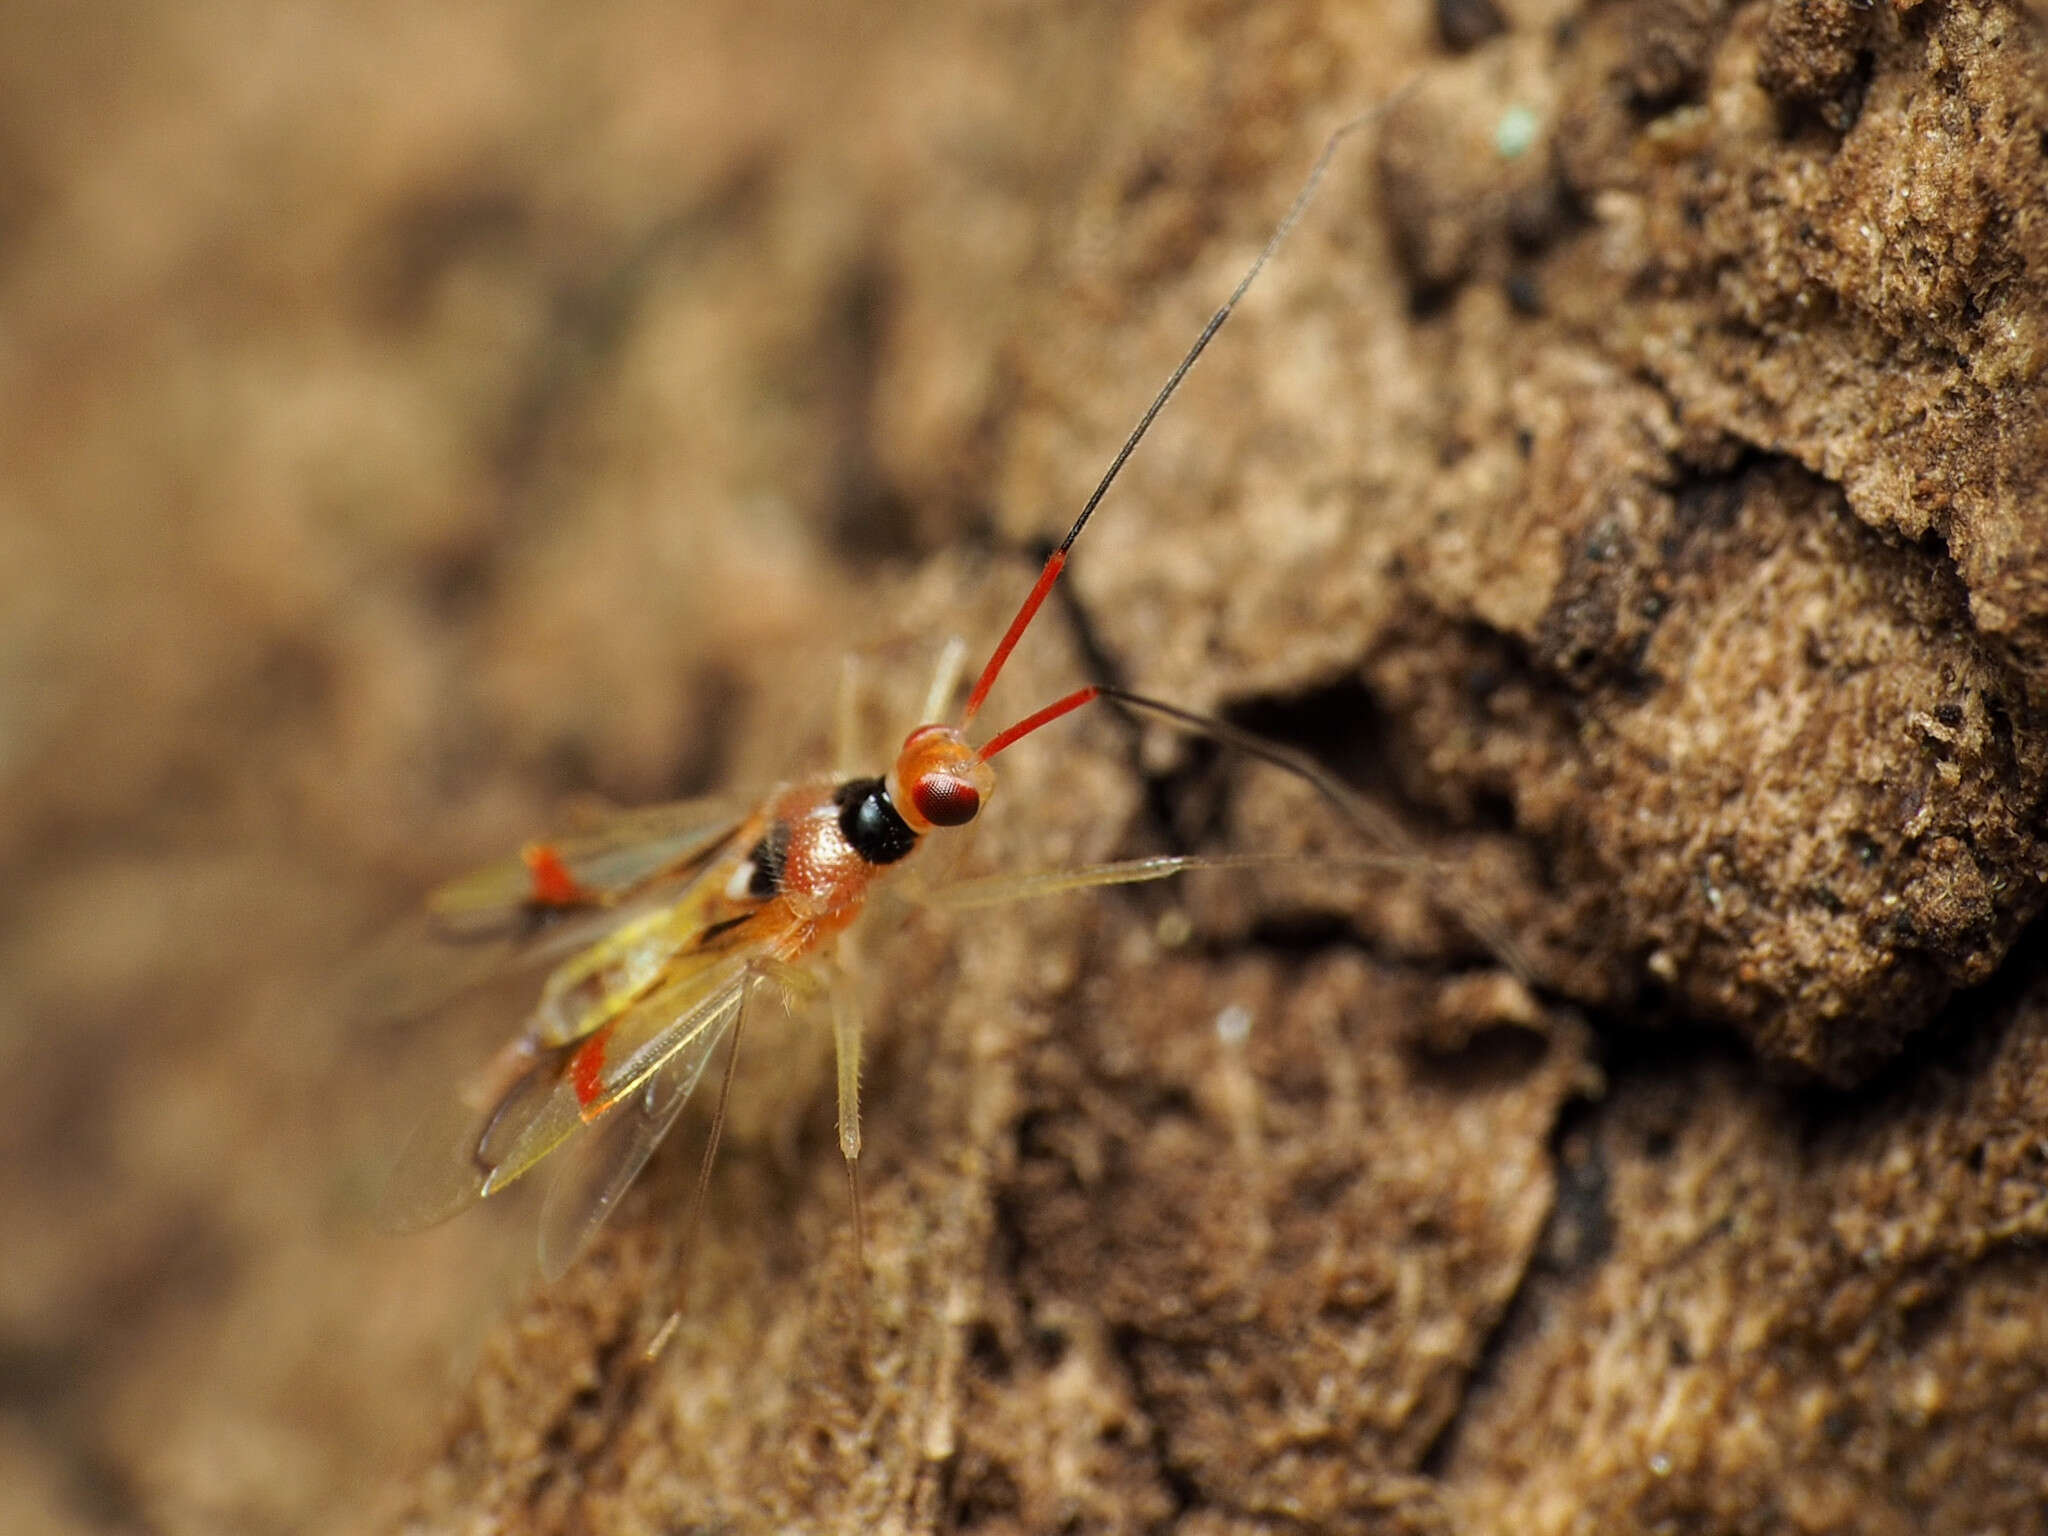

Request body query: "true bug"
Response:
[378, 101, 1510, 1290]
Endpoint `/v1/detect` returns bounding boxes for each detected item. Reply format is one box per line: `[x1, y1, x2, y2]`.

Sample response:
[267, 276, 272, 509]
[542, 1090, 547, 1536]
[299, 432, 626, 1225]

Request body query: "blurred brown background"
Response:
[1, 2, 1089, 1528]
[4, 0, 2047, 1532]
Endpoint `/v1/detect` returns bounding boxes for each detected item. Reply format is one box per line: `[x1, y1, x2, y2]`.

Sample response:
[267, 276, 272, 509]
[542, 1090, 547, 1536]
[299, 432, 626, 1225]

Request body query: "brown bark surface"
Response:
[3, 1, 2045, 1533]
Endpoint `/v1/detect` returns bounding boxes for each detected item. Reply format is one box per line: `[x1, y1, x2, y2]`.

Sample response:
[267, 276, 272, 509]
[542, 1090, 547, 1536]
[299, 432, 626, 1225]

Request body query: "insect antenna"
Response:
[961, 103, 1400, 729]
[1094, 685, 1534, 981]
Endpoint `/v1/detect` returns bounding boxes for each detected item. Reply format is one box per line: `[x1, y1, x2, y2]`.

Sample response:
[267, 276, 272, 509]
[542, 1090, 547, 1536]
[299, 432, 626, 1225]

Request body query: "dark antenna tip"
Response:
[963, 88, 1417, 724]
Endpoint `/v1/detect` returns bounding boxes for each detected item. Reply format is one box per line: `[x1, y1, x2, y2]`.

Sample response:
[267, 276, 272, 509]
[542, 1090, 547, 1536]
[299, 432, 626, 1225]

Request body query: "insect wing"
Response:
[376, 944, 755, 1234]
[427, 795, 750, 940]
[534, 982, 747, 1281]
[375, 1035, 556, 1234]
[475, 952, 756, 1206]
[351, 891, 682, 1037]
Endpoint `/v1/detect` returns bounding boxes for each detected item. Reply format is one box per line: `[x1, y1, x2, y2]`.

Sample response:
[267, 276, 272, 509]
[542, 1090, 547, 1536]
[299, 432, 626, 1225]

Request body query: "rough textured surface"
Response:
[1008, 0, 2048, 1080]
[1448, 953, 2048, 1536]
[5, 0, 2048, 1533]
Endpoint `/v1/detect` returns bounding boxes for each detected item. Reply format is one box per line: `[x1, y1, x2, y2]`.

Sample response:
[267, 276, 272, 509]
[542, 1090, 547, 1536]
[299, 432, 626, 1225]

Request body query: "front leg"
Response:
[911, 850, 1530, 979]
[909, 849, 1428, 910]
[833, 635, 970, 781]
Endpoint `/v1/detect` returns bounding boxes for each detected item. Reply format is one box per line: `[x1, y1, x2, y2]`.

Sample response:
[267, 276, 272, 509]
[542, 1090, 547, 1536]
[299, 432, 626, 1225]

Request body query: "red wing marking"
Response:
[571, 1022, 613, 1112]
[524, 842, 591, 907]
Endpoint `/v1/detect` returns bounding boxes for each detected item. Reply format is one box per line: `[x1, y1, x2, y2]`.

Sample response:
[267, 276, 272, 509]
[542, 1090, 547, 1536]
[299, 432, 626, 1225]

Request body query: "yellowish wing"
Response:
[378, 788, 799, 1259]
[376, 903, 787, 1236]
[481, 947, 757, 1197]
[346, 794, 751, 1041]
[533, 991, 751, 1281]
[426, 795, 751, 940]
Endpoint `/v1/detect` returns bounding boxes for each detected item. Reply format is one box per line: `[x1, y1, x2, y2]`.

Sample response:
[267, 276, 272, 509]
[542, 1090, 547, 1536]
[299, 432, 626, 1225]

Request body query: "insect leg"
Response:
[912, 850, 1432, 911]
[729, 951, 869, 1340]
[835, 654, 864, 780]
[1002, 684, 1534, 982]
[643, 968, 759, 1361]
[822, 964, 876, 1375]
[920, 635, 970, 726]
[837, 635, 966, 778]
[830, 977, 866, 1261]
[750, 954, 828, 1009]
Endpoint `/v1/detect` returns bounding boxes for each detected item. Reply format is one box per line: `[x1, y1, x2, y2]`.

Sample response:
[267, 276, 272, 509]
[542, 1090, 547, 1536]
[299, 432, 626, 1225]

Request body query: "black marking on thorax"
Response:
[745, 822, 790, 898]
[835, 777, 917, 866]
[694, 912, 756, 949]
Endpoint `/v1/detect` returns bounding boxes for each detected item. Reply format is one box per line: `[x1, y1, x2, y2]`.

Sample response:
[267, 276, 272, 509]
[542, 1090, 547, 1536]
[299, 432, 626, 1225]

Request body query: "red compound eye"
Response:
[912, 773, 980, 827]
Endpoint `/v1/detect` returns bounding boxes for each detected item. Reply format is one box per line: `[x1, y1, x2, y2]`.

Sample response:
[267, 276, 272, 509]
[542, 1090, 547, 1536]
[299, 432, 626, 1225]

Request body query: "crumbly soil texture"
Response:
[4, 1, 2045, 1533]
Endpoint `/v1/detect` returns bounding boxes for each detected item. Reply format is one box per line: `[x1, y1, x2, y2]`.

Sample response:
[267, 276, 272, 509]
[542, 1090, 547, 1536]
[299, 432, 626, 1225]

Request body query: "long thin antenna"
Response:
[961, 101, 1402, 726]
[977, 681, 1534, 981]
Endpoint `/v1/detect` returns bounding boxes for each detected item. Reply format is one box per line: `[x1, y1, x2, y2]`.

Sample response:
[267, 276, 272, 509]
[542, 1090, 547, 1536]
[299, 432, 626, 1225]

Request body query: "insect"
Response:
[378, 103, 1505, 1289]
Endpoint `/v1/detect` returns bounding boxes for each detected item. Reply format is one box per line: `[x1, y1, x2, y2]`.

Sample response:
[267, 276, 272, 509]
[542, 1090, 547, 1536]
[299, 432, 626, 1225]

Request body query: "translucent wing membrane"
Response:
[379, 117, 1407, 1292]
[375, 1038, 546, 1235]
[377, 950, 755, 1247]
[535, 984, 748, 1280]
[554, 950, 755, 1126]
[427, 795, 748, 940]
[349, 889, 697, 1034]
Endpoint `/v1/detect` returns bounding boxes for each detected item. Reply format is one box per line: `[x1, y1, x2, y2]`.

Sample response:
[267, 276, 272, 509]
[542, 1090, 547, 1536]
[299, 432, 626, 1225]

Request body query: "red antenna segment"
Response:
[959, 108, 1386, 737]
[975, 683, 1100, 762]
